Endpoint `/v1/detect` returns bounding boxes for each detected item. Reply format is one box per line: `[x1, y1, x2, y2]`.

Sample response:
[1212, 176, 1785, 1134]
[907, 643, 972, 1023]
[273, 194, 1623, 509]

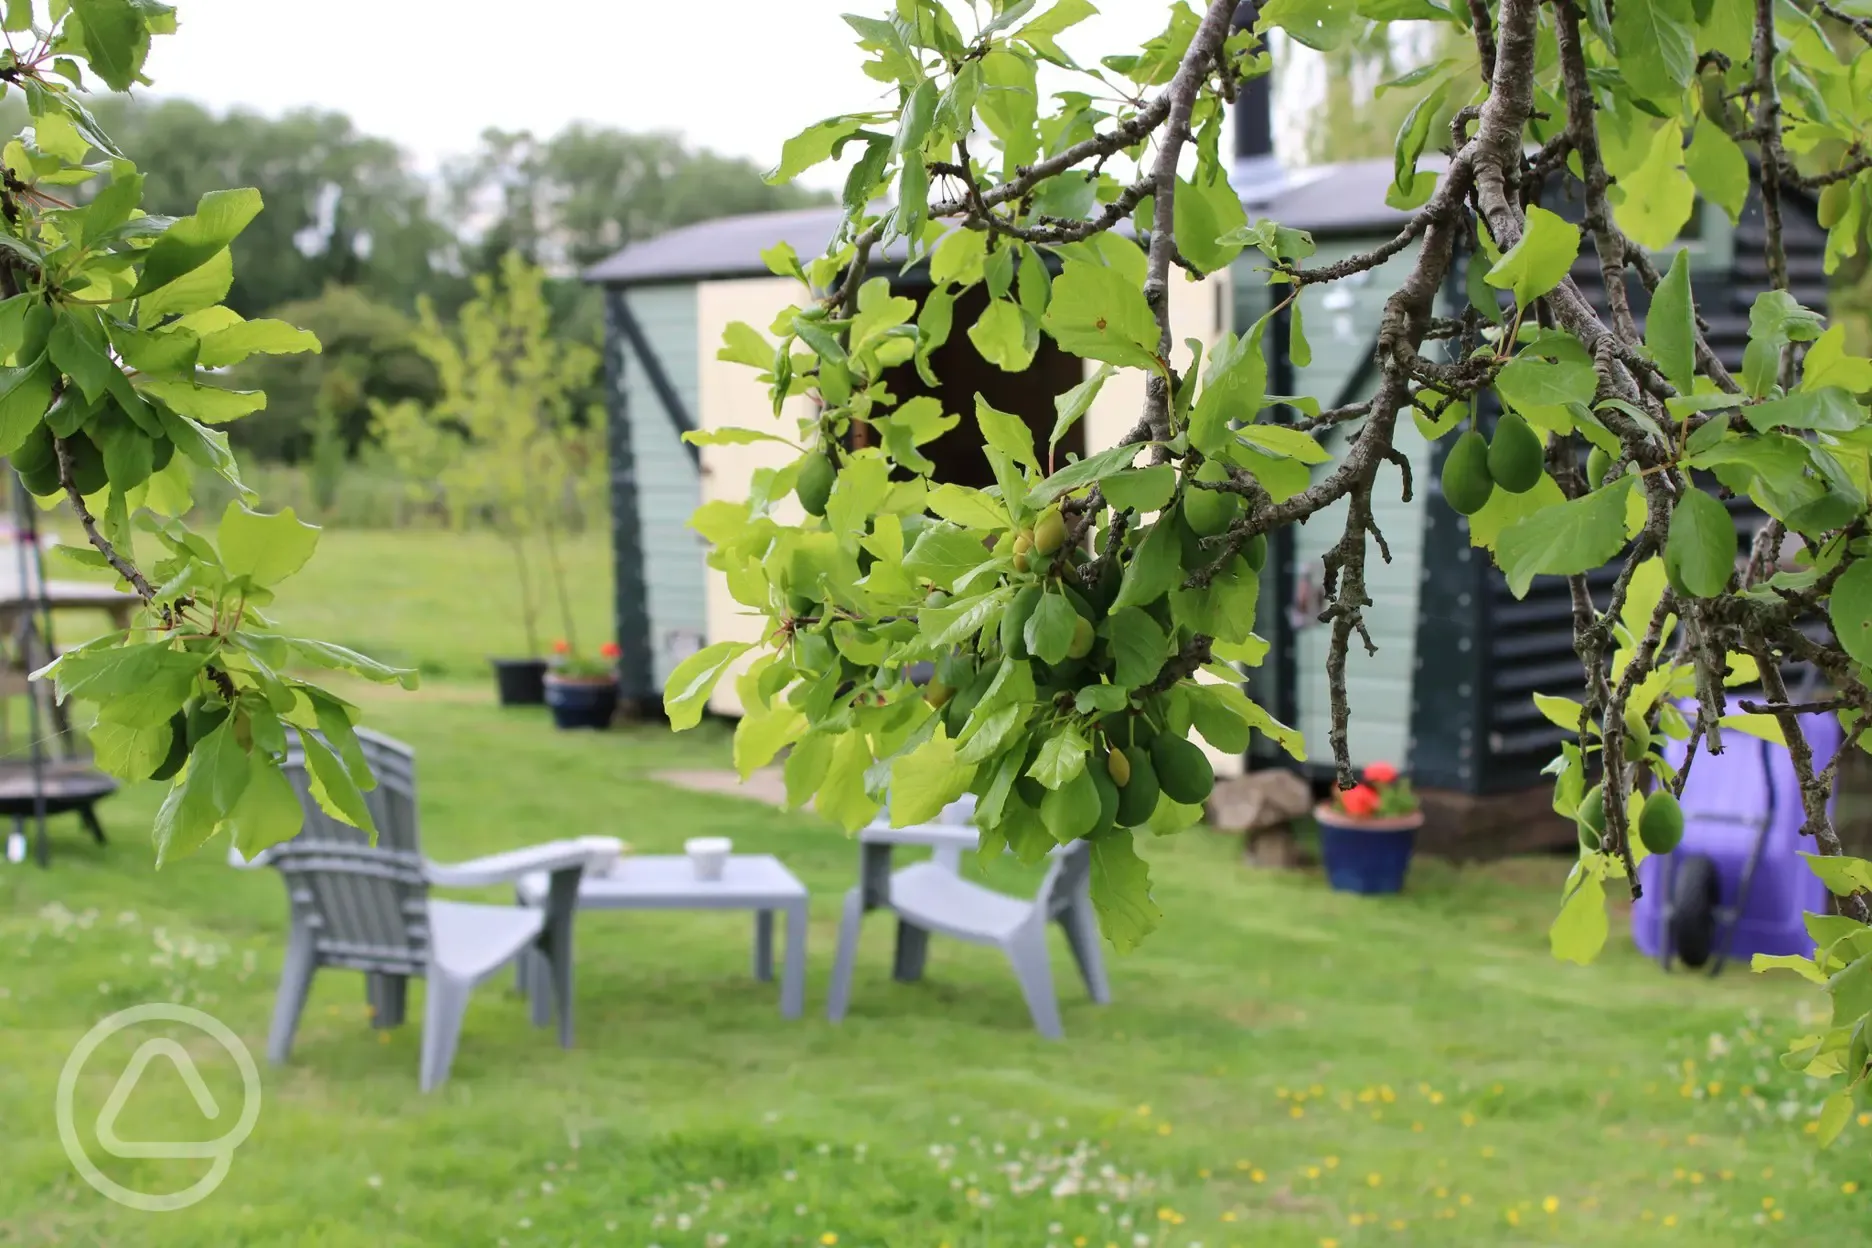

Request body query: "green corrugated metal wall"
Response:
[616, 286, 709, 689]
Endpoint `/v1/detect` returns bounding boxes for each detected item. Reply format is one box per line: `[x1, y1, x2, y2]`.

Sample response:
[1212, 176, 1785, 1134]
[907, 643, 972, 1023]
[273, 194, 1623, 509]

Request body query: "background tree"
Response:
[373, 254, 604, 657]
[446, 125, 835, 276]
[661, 0, 1872, 1136]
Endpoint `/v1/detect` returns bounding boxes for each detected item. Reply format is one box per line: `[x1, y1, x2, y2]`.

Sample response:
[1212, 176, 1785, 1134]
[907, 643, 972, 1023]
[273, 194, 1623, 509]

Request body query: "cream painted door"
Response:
[693, 276, 811, 717]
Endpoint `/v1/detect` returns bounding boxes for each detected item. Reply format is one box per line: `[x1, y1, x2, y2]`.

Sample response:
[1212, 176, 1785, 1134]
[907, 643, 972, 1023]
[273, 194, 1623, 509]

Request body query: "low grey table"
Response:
[515, 854, 808, 1018]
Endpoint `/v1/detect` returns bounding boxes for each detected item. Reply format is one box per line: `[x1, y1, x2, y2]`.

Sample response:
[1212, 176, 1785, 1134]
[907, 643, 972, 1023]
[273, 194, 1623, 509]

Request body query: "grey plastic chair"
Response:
[826, 837, 1108, 1039]
[231, 729, 592, 1092]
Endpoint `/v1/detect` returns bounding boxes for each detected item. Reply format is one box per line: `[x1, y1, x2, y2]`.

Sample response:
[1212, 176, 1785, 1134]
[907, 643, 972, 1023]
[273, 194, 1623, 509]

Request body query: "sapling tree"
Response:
[662, 0, 1872, 1129]
[0, 1, 417, 864]
[373, 252, 604, 657]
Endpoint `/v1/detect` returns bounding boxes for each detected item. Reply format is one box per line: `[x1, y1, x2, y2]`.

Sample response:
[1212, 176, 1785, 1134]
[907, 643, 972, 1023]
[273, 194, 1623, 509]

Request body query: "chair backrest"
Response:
[273, 728, 431, 975]
[1036, 839, 1093, 920]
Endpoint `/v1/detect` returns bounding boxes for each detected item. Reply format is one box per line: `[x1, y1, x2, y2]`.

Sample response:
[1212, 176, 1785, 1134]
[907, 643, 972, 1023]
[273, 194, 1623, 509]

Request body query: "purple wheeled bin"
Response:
[1631, 705, 1842, 968]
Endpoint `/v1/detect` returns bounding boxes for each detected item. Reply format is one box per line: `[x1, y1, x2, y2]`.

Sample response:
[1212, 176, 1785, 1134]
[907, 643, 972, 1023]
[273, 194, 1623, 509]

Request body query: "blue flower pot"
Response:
[544, 676, 618, 730]
[1316, 806, 1422, 895]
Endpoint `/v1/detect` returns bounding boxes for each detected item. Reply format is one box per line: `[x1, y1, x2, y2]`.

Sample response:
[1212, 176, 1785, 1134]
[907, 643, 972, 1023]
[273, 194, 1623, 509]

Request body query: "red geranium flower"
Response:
[1339, 783, 1382, 817]
[552, 639, 571, 655]
[1363, 761, 1399, 784]
[599, 641, 622, 659]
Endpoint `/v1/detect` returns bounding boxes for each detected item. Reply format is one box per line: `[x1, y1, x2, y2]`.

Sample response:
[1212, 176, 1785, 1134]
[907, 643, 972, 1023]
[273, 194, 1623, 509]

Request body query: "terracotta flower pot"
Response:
[1314, 803, 1424, 895]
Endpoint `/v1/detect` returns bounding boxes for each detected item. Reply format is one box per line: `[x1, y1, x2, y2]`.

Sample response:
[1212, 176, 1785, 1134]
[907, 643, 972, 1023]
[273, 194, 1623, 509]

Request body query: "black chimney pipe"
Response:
[1230, 1, 1274, 162]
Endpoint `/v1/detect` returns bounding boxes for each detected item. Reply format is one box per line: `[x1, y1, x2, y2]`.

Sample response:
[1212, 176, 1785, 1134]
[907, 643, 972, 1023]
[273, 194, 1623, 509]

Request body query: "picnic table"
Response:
[515, 854, 809, 1018]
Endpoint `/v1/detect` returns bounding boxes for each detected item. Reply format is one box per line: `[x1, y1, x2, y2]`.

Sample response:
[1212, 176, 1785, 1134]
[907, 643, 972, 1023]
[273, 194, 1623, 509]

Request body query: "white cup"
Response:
[685, 836, 732, 882]
[579, 836, 625, 877]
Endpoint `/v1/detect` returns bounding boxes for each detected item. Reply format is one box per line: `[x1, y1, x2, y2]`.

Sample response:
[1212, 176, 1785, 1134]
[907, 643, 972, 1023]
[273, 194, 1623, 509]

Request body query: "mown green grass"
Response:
[1, 529, 1868, 1246]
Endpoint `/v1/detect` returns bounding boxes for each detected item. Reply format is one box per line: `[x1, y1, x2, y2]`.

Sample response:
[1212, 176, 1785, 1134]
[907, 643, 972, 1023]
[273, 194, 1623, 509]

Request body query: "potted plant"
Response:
[1314, 762, 1423, 895]
[545, 640, 622, 730]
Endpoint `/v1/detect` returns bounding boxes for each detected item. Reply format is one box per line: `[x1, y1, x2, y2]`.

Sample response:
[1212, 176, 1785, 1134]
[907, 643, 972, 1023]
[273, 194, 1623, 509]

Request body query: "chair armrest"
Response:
[425, 841, 592, 889]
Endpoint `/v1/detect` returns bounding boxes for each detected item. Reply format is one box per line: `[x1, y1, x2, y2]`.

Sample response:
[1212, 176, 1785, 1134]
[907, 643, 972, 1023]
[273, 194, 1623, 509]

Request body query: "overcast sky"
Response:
[141, 1, 1194, 186]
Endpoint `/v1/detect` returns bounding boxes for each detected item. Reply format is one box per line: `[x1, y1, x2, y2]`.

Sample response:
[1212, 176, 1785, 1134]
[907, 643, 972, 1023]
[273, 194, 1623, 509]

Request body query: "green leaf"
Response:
[1496, 476, 1636, 598]
[1111, 514, 1183, 610]
[277, 637, 418, 689]
[136, 248, 235, 324]
[1742, 290, 1826, 399]
[1101, 465, 1176, 514]
[889, 730, 976, 827]
[1802, 852, 1872, 898]
[783, 731, 834, 809]
[297, 728, 375, 837]
[1040, 259, 1161, 372]
[978, 48, 1040, 168]
[1189, 319, 1268, 454]
[1613, 121, 1696, 252]
[225, 755, 305, 859]
[70, 0, 147, 92]
[1183, 681, 1256, 754]
[1260, 0, 1359, 50]
[1051, 364, 1115, 450]
[152, 717, 250, 864]
[1024, 590, 1080, 665]
[48, 642, 206, 729]
[1029, 726, 1090, 789]
[968, 298, 1039, 372]
[926, 482, 1009, 529]
[0, 359, 53, 456]
[929, 228, 988, 287]
[734, 704, 807, 779]
[1485, 206, 1580, 306]
[903, 523, 994, 591]
[664, 640, 752, 730]
[1816, 1091, 1853, 1149]
[1611, 0, 1696, 105]
[1087, 829, 1162, 952]
[1235, 423, 1329, 464]
[1549, 860, 1609, 965]
[1015, 0, 1097, 64]
[49, 315, 120, 405]
[766, 115, 872, 184]
[87, 717, 172, 781]
[218, 502, 320, 588]
[136, 379, 266, 425]
[1827, 952, 1872, 1031]
[1172, 175, 1247, 275]
[131, 189, 265, 298]
[1534, 692, 1587, 733]
[1750, 952, 1831, 985]
[1646, 248, 1695, 395]
[195, 319, 321, 370]
[1027, 442, 1145, 507]
[1802, 326, 1872, 394]
[1828, 561, 1872, 669]
[921, 588, 1013, 647]
[683, 426, 798, 450]
[1495, 356, 1597, 430]
[974, 394, 1039, 473]
[1392, 79, 1450, 198]
[1663, 487, 1733, 597]
[1684, 120, 1749, 224]
[1105, 607, 1168, 688]
[818, 730, 881, 832]
[1745, 388, 1864, 434]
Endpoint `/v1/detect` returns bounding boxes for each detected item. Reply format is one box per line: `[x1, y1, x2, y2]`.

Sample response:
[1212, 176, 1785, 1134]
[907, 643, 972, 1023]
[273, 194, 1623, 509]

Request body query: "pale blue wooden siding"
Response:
[1236, 239, 1430, 770]
[618, 286, 709, 689]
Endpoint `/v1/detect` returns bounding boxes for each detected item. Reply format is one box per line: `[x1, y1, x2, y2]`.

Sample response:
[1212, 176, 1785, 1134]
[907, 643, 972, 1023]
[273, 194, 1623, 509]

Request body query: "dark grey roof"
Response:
[583, 159, 1416, 288]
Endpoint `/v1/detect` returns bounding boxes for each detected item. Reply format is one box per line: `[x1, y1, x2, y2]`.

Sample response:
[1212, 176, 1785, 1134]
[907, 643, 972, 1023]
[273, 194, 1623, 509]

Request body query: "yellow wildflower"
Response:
[1844, 1181, 1860, 1195]
[821, 1236, 838, 1246]
[1542, 1196, 1559, 1214]
[1366, 1173, 1382, 1187]
[1290, 1106, 1305, 1119]
[1324, 1155, 1339, 1169]
[1663, 1213, 1678, 1228]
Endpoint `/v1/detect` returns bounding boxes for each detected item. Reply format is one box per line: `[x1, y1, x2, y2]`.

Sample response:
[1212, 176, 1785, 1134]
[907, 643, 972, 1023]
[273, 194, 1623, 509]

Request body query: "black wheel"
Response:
[1670, 854, 1721, 969]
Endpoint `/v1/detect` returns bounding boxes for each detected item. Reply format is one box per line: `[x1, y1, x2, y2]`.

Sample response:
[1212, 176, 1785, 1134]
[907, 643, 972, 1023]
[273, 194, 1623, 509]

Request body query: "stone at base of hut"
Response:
[1247, 826, 1313, 870]
[1414, 784, 1574, 860]
[1206, 769, 1313, 833]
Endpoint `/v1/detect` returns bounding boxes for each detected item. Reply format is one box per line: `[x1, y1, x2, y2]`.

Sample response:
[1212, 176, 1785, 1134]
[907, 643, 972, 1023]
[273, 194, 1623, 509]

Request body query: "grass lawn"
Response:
[1, 528, 1868, 1246]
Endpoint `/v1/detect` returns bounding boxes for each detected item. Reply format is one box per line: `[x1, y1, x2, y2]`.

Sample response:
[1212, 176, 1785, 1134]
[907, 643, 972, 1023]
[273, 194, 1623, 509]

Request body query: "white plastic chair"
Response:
[231, 729, 594, 1092]
[826, 832, 1109, 1040]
